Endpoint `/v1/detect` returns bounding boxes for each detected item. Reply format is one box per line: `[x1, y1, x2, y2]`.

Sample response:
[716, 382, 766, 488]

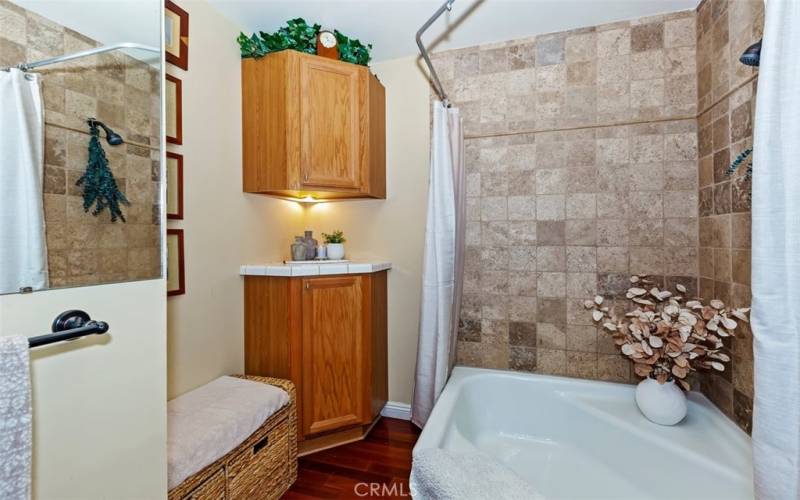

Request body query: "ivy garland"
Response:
[237, 18, 320, 58]
[334, 30, 372, 67]
[237, 18, 372, 66]
[76, 120, 129, 222]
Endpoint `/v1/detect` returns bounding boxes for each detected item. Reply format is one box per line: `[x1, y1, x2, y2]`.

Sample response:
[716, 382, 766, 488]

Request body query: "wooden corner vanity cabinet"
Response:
[241, 50, 386, 199]
[244, 271, 388, 454]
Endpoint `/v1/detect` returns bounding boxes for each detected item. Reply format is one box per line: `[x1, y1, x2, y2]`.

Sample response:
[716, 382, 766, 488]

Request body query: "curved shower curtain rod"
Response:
[1, 42, 160, 72]
[416, 0, 455, 106]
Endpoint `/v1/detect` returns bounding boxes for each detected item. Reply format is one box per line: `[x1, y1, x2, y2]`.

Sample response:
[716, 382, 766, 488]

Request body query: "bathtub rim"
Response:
[414, 365, 751, 454]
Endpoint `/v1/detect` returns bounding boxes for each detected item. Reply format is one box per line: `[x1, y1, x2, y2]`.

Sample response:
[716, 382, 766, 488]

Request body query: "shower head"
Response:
[739, 39, 761, 67]
[87, 118, 124, 146]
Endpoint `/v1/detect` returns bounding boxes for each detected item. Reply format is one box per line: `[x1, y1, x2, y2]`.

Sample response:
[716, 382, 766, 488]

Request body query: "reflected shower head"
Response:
[87, 118, 124, 146]
[740, 39, 761, 67]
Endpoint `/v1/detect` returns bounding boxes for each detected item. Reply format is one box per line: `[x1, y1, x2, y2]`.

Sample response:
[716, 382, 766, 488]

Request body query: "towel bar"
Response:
[27, 310, 109, 348]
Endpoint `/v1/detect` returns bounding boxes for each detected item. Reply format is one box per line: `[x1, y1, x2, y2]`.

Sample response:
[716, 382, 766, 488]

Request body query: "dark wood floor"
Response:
[283, 418, 420, 499]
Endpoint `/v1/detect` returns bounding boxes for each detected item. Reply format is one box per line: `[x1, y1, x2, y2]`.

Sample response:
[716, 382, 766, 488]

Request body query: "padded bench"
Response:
[168, 375, 298, 500]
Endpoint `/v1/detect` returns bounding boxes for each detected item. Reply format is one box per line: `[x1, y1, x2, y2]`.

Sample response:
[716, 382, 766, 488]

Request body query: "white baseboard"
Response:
[381, 401, 412, 421]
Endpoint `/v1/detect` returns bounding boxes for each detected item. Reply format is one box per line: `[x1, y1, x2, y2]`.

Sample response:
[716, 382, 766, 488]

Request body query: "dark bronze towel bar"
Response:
[28, 310, 109, 349]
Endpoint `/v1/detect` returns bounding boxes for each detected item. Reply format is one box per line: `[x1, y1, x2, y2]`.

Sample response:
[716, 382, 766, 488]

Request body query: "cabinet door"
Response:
[299, 56, 362, 190]
[301, 276, 366, 436]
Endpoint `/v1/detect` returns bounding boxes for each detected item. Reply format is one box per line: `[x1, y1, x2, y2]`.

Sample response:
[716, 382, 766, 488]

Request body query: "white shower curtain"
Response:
[751, 1, 800, 498]
[0, 69, 48, 294]
[412, 101, 464, 428]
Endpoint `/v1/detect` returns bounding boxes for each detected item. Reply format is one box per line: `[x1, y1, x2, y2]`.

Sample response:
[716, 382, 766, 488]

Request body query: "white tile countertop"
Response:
[240, 262, 392, 277]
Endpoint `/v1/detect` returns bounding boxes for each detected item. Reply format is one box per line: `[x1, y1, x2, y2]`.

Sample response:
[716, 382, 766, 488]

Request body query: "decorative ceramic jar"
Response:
[303, 230, 317, 260]
[291, 237, 307, 261]
[635, 377, 687, 426]
[327, 243, 345, 260]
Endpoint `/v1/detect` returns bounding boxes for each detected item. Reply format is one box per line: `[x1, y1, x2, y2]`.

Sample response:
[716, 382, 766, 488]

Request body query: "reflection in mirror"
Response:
[0, 0, 162, 295]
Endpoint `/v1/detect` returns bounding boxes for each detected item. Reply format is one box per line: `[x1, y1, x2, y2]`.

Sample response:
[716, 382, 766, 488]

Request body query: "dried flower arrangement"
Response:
[585, 275, 750, 391]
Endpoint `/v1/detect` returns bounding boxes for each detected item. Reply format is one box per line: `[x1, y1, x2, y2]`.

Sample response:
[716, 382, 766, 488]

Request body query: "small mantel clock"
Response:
[316, 30, 339, 60]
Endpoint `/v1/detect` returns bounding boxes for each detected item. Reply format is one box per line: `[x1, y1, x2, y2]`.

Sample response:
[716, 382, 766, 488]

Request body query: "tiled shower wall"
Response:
[434, 0, 761, 435]
[696, 0, 763, 433]
[432, 10, 701, 383]
[0, 0, 160, 289]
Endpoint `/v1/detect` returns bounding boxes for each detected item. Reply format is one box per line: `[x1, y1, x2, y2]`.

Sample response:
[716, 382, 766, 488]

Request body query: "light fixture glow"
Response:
[287, 195, 326, 204]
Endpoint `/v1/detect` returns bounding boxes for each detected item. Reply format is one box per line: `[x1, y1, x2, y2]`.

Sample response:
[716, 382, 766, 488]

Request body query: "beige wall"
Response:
[0, 280, 167, 498]
[1, 1, 166, 497]
[303, 55, 430, 404]
[165, 5, 430, 405]
[166, 0, 303, 398]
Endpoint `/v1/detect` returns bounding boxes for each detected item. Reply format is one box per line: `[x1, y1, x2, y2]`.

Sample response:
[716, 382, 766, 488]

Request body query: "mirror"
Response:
[0, 0, 162, 295]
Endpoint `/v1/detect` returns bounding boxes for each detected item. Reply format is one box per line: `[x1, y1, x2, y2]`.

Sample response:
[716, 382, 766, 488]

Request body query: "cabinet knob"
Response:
[305, 282, 310, 290]
[303, 172, 309, 182]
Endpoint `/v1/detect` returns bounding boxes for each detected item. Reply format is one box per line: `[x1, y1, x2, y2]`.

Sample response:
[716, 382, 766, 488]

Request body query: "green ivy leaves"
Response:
[335, 30, 372, 66]
[237, 18, 372, 66]
[237, 18, 320, 58]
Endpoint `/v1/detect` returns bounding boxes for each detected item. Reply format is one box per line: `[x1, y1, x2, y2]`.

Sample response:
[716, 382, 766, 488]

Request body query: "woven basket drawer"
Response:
[182, 467, 225, 500]
[227, 417, 290, 500]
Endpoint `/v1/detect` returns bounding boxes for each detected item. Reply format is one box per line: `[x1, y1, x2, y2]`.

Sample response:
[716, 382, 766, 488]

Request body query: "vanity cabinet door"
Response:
[299, 56, 364, 191]
[300, 275, 368, 436]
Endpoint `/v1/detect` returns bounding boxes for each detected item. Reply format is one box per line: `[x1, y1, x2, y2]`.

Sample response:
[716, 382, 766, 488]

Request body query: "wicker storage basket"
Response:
[168, 376, 298, 500]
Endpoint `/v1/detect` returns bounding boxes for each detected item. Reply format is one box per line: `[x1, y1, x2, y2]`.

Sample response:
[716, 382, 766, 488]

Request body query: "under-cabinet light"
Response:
[287, 195, 326, 204]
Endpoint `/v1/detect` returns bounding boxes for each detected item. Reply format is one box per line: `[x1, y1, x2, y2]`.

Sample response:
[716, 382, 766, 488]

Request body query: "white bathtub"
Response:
[414, 367, 753, 500]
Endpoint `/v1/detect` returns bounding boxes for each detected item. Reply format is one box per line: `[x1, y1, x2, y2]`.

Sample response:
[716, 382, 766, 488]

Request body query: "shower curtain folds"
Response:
[751, 1, 800, 498]
[0, 69, 48, 294]
[412, 101, 464, 428]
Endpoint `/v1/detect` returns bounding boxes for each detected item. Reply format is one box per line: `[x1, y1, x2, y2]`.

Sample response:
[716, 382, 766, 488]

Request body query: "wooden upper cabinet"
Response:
[242, 51, 386, 199]
[300, 57, 361, 190]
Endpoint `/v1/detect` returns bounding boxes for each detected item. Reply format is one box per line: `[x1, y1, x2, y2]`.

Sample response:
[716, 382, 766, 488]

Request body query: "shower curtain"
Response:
[751, 1, 800, 498]
[0, 69, 48, 294]
[412, 101, 464, 428]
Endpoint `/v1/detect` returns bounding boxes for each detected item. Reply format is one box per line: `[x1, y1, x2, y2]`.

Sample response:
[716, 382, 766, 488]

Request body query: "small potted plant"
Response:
[323, 230, 346, 260]
[585, 275, 749, 426]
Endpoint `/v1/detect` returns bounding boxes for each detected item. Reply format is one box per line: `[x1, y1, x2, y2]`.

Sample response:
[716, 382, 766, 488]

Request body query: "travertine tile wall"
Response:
[0, 0, 161, 289]
[695, 0, 763, 434]
[432, 10, 701, 383]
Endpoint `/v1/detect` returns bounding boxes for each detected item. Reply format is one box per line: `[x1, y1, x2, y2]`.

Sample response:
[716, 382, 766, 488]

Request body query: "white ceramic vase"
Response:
[327, 243, 345, 260]
[635, 377, 687, 426]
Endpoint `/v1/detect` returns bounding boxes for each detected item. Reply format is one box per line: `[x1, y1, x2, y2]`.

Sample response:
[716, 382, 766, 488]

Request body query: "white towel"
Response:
[0, 336, 32, 500]
[0, 68, 48, 294]
[410, 448, 543, 500]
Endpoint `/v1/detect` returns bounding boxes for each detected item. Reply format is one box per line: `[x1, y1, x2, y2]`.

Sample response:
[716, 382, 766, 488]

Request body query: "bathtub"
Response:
[414, 367, 753, 500]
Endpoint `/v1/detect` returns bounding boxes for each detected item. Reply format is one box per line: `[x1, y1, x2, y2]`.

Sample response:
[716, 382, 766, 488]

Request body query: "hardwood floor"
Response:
[283, 418, 420, 499]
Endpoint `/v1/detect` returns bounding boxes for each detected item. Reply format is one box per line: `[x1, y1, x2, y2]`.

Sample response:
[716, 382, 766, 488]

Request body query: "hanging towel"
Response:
[0, 69, 48, 294]
[0, 336, 32, 500]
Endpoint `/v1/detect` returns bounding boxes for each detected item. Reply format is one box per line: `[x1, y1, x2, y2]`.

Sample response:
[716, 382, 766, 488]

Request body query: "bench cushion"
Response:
[167, 375, 289, 489]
